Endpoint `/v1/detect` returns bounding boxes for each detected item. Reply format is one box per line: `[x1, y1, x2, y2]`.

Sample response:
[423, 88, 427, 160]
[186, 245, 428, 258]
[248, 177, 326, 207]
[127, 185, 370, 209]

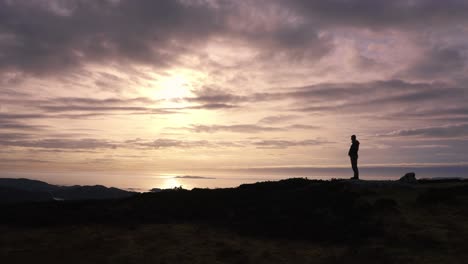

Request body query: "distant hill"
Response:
[0, 186, 52, 204]
[0, 178, 59, 192]
[0, 178, 135, 204]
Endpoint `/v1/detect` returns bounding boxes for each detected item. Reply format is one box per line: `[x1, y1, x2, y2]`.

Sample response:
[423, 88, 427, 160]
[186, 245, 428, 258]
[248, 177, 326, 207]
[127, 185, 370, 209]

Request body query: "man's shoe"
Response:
[350, 176, 359, 180]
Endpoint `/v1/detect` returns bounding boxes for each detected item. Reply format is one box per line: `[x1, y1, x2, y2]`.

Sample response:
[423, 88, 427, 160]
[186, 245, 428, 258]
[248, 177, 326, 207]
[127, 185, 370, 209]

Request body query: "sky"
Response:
[1, 0, 468, 189]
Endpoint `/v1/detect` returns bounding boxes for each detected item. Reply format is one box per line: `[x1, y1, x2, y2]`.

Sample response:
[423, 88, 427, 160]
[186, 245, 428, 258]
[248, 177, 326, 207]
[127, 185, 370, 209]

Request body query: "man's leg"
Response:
[351, 157, 359, 179]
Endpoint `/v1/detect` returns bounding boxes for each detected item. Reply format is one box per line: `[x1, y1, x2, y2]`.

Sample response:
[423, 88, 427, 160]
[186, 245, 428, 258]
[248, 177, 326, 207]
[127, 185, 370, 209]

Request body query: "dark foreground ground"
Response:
[1, 178, 468, 263]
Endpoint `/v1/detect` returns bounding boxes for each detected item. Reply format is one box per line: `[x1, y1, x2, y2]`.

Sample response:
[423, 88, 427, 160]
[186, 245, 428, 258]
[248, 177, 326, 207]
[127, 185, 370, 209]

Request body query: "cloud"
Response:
[0, 133, 35, 141]
[189, 124, 284, 133]
[38, 105, 171, 113]
[185, 123, 318, 133]
[384, 106, 468, 121]
[194, 80, 460, 105]
[1, 0, 468, 173]
[0, 0, 335, 76]
[403, 46, 466, 80]
[0, 96, 181, 118]
[289, 80, 454, 102]
[0, 132, 322, 151]
[381, 124, 468, 138]
[1, 96, 233, 117]
[34, 96, 169, 114]
[253, 139, 330, 149]
[287, 124, 320, 130]
[186, 79, 466, 119]
[258, 115, 301, 124]
[0, 113, 49, 119]
[1, 0, 468, 79]
[284, 0, 468, 30]
[134, 137, 329, 150]
[286, 80, 467, 120]
[400, 144, 450, 149]
[0, 0, 222, 75]
[0, 138, 119, 149]
[0, 121, 46, 131]
[188, 87, 247, 104]
[173, 175, 215, 179]
[137, 138, 211, 149]
[0, 136, 329, 151]
[0, 158, 50, 163]
[50, 97, 158, 106]
[184, 103, 239, 110]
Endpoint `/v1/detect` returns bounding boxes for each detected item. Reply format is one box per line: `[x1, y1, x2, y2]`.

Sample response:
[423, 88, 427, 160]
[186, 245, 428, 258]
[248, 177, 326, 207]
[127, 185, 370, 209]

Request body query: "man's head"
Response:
[351, 135, 357, 142]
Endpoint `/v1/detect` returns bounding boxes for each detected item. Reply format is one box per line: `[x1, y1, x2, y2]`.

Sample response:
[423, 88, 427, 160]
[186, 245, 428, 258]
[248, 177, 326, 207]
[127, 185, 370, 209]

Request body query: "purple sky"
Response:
[1, 0, 468, 188]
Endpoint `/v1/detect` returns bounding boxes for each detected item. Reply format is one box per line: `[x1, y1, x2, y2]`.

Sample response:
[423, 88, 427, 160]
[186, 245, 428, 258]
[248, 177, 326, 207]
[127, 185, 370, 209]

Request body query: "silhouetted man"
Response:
[348, 135, 360, 180]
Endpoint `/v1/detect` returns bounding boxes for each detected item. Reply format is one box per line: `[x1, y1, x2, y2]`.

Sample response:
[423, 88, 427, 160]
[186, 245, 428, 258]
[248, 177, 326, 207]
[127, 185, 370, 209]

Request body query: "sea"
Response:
[2, 165, 468, 192]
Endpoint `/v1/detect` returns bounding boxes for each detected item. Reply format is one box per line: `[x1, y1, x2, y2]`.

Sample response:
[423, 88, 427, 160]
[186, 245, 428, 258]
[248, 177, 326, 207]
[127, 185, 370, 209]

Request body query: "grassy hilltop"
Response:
[1, 178, 468, 263]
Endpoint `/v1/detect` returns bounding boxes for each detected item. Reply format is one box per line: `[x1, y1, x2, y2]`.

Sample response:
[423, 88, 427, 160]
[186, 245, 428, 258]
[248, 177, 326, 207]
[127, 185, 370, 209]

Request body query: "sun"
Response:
[138, 68, 208, 106]
[155, 73, 192, 101]
[161, 177, 182, 189]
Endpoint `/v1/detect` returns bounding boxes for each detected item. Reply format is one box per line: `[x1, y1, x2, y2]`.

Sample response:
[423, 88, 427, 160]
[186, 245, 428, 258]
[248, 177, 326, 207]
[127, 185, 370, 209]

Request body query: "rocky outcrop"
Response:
[399, 172, 417, 183]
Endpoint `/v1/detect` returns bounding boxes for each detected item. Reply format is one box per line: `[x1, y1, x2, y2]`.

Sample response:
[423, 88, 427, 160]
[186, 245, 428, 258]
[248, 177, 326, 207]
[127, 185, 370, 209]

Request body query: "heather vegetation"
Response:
[2, 178, 468, 263]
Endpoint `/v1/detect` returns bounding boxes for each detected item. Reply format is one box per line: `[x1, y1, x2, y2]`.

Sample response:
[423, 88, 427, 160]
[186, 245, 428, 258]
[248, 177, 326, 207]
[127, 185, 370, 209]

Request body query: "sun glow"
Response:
[161, 177, 183, 189]
[156, 74, 192, 100]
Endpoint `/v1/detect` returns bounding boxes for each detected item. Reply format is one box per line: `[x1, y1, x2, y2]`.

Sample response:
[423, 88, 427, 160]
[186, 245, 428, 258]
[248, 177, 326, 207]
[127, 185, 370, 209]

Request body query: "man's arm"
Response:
[349, 142, 358, 156]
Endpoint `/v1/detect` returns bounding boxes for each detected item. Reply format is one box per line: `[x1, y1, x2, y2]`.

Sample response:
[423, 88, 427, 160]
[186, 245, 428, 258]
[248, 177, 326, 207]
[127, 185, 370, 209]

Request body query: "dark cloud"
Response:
[289, 80, 452, 102]
[382, 124, 468, 138]
[0, 132, 35, 141]
[404, 46, 467, 79]
[0, 158, 50, 163]
[0, 0, 222, 75]
[0, 113, 48, 119]
[0, 0, 335, 75]
[1, 0, 468, 77]
[0, 113, 50, 131]
[0, 138, 118, 149]
[285, 0, 468, 29]
[285, 80, 467, 120]
[187, 80, 466, 118]
[0, 121, 46, 130]
[188, 87, 247, 104]
[385, 106, 468, 121]
[0, 87, 29, 96]
[185, 103, 239, 110]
